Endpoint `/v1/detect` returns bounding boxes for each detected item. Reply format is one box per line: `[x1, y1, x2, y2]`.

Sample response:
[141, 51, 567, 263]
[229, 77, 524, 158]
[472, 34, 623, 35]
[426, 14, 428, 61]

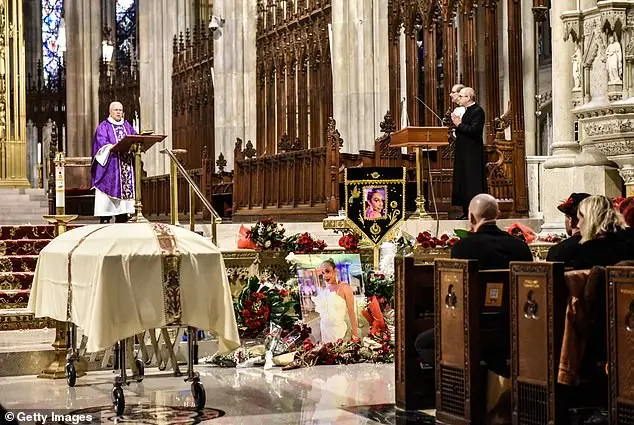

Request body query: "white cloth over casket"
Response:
[28, 223, 240, 354]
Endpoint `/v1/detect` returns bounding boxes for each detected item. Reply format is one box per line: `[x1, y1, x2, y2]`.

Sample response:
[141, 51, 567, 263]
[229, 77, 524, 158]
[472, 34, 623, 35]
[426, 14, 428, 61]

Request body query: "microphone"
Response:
[414, 96, 445, 126]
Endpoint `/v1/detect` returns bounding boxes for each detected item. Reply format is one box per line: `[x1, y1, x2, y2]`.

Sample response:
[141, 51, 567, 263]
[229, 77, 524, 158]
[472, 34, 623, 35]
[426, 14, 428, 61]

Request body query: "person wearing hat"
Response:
[546, 192, 591, 264]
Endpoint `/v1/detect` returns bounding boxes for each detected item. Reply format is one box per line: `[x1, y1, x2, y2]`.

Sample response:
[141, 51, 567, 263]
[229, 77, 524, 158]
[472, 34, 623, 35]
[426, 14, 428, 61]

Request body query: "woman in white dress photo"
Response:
[312, 259, 360, 343]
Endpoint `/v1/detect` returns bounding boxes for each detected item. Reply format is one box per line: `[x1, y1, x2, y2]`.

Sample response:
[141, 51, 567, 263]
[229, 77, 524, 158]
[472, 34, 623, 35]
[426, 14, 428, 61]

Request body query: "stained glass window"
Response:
[115, 0, 137, 65]
[41, 0, 64, 83]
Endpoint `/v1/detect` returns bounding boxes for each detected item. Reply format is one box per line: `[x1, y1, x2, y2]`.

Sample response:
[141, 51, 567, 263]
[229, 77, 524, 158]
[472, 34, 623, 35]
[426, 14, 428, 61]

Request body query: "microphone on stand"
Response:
[414, 96, 445, 126]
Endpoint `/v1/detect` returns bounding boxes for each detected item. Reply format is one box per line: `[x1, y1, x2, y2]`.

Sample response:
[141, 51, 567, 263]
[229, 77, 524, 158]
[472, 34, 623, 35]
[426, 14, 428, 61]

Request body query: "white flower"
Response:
[285, 252, 298, 264]
[265, 240, 272, 248]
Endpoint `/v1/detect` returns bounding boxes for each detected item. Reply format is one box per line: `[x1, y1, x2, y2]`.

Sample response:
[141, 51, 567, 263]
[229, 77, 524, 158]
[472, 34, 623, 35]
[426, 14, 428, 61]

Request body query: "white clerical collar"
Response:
[107, 117, 124, 125]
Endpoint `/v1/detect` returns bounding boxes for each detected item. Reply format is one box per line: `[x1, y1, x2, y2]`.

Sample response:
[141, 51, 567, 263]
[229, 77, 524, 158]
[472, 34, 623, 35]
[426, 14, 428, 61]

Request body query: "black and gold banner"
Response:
[345, 167, 406, 246]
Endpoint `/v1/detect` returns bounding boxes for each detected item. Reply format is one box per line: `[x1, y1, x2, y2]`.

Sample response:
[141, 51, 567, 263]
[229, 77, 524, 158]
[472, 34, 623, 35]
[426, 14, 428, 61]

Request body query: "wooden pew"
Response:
[434, 259, 510, 424]
[394, 256, 435, 410]
[510, 262, 568, 424]
[607, 265, 634, 425]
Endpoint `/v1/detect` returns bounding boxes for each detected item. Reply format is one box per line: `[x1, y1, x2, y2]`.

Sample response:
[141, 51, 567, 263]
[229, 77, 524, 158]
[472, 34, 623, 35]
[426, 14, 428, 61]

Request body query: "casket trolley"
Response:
[28, 223, 241, 416]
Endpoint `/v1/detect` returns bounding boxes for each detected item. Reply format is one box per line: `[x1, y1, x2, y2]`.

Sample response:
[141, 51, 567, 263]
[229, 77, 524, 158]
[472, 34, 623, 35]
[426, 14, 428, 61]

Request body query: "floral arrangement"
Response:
[246, 219, 327, 253]
[234, 276, 297, 338]
[338, 230, 360, 252]
[246, 218, 287, 250]
[284, 232, 327, 254]
[364, 271, 394, 311]
[416, 231, 460, 249]
[537, 233, 565, 243]
[284, 331, 394, 369]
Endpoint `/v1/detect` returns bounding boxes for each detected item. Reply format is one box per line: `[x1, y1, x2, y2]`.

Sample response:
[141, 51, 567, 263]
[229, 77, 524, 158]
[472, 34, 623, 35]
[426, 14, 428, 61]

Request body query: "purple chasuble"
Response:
[90, 119, 137, 199]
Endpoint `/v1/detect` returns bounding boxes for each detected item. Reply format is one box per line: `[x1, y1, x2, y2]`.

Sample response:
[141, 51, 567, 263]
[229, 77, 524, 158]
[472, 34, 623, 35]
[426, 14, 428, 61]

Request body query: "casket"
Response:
[28, 223, 240, 354]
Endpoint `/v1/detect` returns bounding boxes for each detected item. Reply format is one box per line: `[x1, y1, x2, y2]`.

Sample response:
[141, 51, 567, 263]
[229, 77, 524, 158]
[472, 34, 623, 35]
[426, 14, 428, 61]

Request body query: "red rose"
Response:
[421, 241, 431, 249]
[440, 234, 449, 241]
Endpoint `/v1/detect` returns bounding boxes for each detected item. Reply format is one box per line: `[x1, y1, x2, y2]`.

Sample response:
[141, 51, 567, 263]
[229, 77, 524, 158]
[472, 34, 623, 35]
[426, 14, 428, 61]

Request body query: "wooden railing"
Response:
[139, 109, 527, 221]
[141, 168, 203, 221]
[231, 118, 341, 222]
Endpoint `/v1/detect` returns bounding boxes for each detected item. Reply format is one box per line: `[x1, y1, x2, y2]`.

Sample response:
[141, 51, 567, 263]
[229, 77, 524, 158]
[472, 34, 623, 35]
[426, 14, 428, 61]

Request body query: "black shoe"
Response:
[457, 214, 468, 220]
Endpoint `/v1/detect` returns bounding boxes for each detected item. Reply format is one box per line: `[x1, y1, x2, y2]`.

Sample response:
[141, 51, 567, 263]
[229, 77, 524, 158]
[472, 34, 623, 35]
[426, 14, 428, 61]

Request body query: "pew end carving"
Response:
[607, 265, 634, 425]
[434, 259, 511, 424]
[394, 256, 435, 411]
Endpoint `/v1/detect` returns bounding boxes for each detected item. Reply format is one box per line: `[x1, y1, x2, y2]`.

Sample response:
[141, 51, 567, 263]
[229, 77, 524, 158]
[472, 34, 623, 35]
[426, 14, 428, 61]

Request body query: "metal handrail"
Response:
[160, 148, 222, 245]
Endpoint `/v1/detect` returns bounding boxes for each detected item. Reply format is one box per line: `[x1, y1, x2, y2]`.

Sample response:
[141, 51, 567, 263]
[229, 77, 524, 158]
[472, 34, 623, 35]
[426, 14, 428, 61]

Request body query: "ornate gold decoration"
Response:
[390, 201, 398, 208]
[370, 172, 380, 179]
[348, 185, 360, 204]
[0, 0, 29, 187]
[150, 223, 183, 326]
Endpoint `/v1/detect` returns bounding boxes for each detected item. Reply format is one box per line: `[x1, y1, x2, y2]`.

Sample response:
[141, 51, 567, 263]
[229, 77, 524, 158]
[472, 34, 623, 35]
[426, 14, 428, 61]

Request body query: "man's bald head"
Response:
[109, 101, 123, 121]
[468, 193, 499, 230]
[460, 87, 476, 102]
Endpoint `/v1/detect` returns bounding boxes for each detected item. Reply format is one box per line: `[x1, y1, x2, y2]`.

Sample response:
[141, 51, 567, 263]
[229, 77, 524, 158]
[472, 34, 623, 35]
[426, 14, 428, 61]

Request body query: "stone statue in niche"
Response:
[572, 45, 582, 90]
[606, 34, 623, 84]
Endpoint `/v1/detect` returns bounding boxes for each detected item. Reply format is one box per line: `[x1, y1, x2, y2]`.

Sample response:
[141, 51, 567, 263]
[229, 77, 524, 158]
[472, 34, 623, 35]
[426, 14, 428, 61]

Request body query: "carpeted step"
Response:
[0, 272, 34, 291]
[0, 256, 39, 273]
[0, 308, 51, 331]
[0, 240, 51, 256]
[0, 225, 56, 240]
[0, 290, 30, 310]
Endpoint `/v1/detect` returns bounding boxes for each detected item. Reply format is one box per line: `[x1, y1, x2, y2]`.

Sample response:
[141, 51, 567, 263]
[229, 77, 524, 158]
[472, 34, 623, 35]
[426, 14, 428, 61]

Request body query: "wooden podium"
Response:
[390, 126, 450, 219]
[112, 134, 167, 222]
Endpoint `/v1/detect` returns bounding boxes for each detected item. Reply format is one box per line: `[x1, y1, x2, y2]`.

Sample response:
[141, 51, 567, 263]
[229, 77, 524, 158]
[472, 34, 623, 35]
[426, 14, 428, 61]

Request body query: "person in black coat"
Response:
[546, 192, 591, 265]
[451, 87, 487, 219]
[450, 193, 533, 269]
[415, 194, 532, 377]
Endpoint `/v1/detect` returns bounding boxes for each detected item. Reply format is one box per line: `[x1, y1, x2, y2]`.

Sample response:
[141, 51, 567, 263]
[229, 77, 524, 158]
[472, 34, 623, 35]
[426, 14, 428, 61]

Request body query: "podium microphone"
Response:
[414, 96, 444, 125]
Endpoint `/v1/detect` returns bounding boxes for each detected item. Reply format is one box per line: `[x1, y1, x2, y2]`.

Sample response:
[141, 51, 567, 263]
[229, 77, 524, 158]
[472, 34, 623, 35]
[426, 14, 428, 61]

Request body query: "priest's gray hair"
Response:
[461, 87, 476, 101]
[109, 101, 123, 112]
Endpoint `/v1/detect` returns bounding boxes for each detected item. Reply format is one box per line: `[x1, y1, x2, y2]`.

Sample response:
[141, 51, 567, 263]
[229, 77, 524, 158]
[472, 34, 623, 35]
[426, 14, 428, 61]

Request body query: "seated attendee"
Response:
[450, 193, 533, 268]
[547, 192, 591, 265]
[571, 195, 627, 269]
[415, 194, 532, 377]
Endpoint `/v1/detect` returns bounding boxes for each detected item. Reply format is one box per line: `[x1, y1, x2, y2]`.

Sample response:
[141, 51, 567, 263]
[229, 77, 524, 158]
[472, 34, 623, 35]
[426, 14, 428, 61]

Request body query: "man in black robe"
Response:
[451, 87, 487, 219]
[546, 192, 590, 264]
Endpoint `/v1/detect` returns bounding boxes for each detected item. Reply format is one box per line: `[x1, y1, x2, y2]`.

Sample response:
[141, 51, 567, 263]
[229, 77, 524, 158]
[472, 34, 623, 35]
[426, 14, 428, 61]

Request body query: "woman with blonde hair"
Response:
[571, 195, 627, 269]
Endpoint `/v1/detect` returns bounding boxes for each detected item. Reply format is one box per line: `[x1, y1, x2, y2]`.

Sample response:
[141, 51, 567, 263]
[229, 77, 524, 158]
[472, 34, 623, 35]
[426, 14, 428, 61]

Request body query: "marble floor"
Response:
[0, 363, 436, 424]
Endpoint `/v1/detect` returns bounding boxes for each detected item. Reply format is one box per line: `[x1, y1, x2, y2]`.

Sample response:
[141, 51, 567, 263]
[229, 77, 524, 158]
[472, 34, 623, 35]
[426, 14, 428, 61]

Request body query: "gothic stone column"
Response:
[214, 0, 257, 172]
[65, 0, 101, 158]
[138, 0, 180, 176]
[540, 0, 579, 231]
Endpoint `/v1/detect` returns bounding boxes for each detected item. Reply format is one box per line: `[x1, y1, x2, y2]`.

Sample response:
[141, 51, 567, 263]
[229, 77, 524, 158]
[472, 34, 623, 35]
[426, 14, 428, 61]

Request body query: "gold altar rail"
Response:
[161, 148, 222, 245]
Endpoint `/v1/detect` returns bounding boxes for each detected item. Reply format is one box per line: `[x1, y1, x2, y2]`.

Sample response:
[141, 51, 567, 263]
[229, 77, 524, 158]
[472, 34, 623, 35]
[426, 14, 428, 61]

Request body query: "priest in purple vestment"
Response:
[91, 101, 137, 223]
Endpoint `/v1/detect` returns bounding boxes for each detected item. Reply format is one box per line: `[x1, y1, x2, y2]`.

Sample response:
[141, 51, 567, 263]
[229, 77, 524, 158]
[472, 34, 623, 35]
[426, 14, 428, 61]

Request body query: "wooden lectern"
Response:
[112, 134, 167, 222]
[390, 126, 450, 219]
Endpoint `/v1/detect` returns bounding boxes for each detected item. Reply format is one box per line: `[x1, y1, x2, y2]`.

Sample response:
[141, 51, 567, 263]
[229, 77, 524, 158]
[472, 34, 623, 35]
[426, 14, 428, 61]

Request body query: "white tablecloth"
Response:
[28, 223, 240, 354]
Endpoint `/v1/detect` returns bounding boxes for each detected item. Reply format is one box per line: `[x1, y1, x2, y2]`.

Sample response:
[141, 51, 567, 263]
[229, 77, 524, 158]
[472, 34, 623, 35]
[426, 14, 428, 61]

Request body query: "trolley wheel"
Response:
[191, 381, 206, 410]
[134, 359, 144, 382]
[65, 362, 76, 387]
[112, 386, 125, 416]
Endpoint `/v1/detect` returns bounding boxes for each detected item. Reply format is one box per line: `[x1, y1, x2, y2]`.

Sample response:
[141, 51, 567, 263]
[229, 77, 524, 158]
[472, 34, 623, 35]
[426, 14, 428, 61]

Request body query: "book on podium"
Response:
[389, 126, 450, 149]
[111, 134, 167, 154]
